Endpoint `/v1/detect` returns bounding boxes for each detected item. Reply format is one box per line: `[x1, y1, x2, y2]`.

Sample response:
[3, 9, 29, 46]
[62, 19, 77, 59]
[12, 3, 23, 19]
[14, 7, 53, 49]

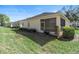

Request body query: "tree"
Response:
[0, 14, 10, 26]
[60, 6, 79, 27]
[61, 6, 79, 22]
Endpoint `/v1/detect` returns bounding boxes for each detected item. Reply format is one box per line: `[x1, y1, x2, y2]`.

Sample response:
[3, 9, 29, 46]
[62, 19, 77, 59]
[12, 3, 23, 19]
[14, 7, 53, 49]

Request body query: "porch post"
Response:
[56, 16, 61, 38]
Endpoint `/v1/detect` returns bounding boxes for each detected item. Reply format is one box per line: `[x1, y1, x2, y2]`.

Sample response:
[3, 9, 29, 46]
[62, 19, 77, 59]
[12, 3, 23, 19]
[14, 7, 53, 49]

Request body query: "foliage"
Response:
[75, 29, 79, 35]
[0, 14, 10, 26]
[61, 6, 79, 22]
[63, 26, 75, 39]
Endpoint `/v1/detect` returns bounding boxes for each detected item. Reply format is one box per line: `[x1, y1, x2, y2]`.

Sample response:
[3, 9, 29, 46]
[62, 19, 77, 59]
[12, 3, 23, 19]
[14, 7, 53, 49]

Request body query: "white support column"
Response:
[56, 16, 61, 28]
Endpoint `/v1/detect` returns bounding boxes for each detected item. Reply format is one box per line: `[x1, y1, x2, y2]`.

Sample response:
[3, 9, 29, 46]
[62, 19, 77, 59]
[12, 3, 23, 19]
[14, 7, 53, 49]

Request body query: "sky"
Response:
[0, 5, 64, 22]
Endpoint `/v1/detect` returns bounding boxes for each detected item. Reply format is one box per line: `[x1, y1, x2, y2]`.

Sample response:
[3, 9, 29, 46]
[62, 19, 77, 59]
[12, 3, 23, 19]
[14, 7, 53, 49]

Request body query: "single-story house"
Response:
[10, 12, 70, 36]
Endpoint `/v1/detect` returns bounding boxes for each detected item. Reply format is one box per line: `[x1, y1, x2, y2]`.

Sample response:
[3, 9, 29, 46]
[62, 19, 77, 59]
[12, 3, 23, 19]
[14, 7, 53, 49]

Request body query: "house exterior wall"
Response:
[19, 20, 26, 28]
[27, 14, 60, 32]
[29, 18, 41, 32]
[10, 12, 70, 36]
[17, 13, 70, 34]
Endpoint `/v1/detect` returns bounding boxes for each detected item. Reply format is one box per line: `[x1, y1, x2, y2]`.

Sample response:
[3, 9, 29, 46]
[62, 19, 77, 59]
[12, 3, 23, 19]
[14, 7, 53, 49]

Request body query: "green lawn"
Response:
[75, 29, 79, 34]
[0, 27, 79, 53]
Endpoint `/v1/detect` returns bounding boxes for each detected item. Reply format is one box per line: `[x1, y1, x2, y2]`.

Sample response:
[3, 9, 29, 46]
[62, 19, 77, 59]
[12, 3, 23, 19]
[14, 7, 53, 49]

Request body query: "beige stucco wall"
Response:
[19, 20, 28, 28]
[29, 18, 41, 32]
[11, 13, 70, 36]
[26, 14, 61, 32]
[20, 13, 70, 33]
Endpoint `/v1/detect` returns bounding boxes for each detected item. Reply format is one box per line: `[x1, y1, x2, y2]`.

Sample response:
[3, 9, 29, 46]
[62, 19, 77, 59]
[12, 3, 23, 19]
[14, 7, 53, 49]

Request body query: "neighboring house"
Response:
[10, 21, 20, 28]
[70, 21, 79, 27]
[10, 12, 70, 36]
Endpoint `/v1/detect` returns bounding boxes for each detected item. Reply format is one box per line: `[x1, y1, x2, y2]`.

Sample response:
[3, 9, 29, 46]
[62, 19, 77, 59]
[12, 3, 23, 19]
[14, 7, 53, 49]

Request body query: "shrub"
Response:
[63, 26, 75, 39]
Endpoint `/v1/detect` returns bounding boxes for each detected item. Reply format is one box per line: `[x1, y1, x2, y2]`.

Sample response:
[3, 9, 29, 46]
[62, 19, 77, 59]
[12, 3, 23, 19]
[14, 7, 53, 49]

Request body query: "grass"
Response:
[42, 40, 79, 53]
[75, 29, 79, 34]
[0, 27, 42, 53]
[0, 27, 79, 53]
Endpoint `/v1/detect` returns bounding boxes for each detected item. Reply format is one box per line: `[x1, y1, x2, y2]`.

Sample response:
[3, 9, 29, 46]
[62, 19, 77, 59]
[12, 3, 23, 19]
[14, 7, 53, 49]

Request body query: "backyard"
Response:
[0, 27, 79, 53]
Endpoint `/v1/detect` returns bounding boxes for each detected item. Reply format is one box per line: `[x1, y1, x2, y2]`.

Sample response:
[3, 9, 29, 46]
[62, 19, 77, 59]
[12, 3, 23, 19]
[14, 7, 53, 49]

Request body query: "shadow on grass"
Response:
[58, 36, 74, 41]
[12, 28, 56, 46]
[58, 38, 73, 41]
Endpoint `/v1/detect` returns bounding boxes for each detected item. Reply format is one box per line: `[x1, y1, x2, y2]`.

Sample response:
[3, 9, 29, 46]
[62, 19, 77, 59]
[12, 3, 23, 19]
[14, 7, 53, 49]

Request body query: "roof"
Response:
[13, 12, 70, 22]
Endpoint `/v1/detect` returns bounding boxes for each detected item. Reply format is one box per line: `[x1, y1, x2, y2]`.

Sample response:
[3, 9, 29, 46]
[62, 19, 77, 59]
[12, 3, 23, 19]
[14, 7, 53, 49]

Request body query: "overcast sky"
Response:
[0, 5, 64, 22]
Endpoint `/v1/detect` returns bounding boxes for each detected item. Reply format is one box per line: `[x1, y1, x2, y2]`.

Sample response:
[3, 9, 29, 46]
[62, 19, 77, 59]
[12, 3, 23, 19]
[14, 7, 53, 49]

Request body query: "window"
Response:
[61, 18, 65, 27]
[45, 18, 56, 31]
[40, 18, 56, 31]
[40, 19, 45, 30]
[28, 22, 30, 28]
